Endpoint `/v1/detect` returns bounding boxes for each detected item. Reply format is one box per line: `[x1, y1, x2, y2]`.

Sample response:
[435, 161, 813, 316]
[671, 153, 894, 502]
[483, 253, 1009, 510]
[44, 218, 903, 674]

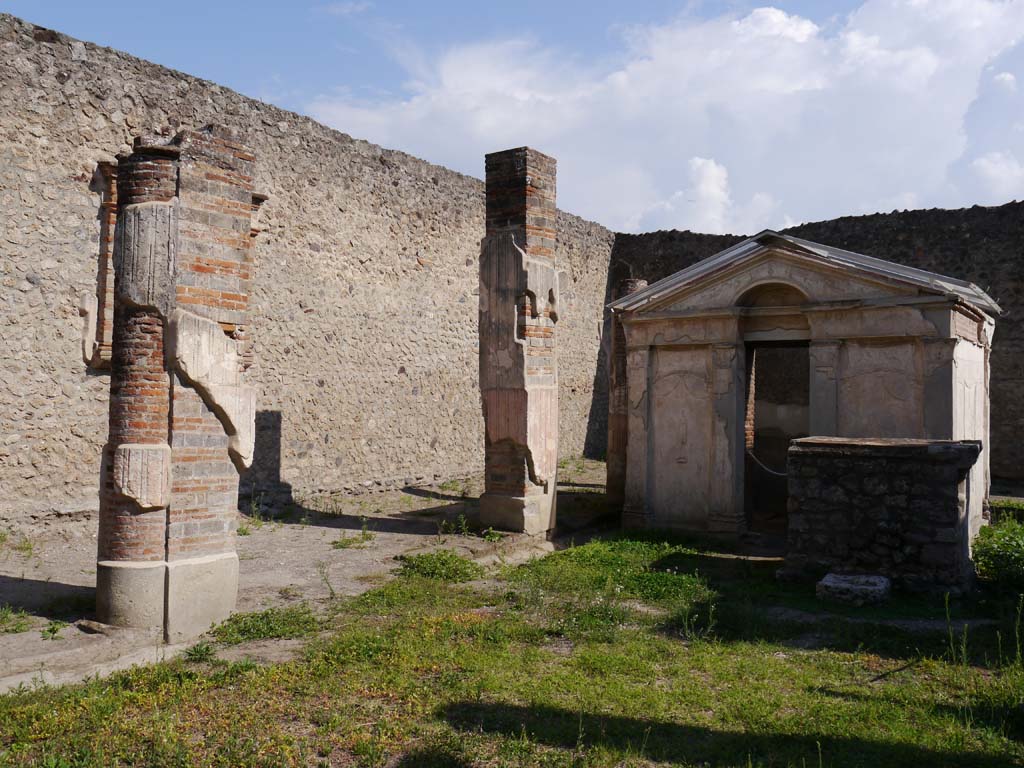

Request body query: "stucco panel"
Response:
[838, 341, 923, 438]
[648, 346, 712, 527]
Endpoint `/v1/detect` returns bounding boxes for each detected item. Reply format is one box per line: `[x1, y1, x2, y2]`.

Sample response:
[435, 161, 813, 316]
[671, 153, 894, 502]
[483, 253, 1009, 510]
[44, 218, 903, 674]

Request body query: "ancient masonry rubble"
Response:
[96, 126, 263, 641]
[479, 148, 560, 535]
[607, 278, 647, 518]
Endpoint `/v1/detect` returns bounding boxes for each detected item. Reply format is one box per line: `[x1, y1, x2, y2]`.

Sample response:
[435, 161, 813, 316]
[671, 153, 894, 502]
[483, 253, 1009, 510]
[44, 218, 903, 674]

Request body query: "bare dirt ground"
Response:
[0, 458, 611, 692]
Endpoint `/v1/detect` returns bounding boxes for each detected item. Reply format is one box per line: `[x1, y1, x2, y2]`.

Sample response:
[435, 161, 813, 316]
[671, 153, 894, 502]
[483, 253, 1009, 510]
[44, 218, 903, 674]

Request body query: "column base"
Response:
[96, 560, 165, 632]
[165, 552, 239, 643]
[96, 552, 238, 643]
[480, 490, 556, 536]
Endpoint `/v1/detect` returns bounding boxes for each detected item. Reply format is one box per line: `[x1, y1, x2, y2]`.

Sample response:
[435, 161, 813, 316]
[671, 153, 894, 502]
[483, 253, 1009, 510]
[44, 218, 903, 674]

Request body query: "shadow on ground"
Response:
[392, 746, 473, 767]
[812, 685, 1024, 743]
[440, 701, 1011, 767]
[640, 544, 1017, 665]
[0, 575, 94, 621]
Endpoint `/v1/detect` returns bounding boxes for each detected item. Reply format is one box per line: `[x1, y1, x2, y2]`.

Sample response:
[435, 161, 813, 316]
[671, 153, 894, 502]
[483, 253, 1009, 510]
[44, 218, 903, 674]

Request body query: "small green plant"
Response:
[237, 524, 251, 536]
[316, 561, 336, 599]
[670, 599, 717, 642]
[13, 536, 34, 558]
[0, 603, 30, 634]
[397, 550, 484, 582]
[247, 492, 267, 529]
[482, 527, 502, 543]
[0, 529, 8, 548]
[435, 519, 450, 543]
[974, 518, 1024, 591]
[212, 604, 319, 645]
[41, 620, 67, 640]
[332, 518, 375, 549]
[184, 641, 216, 663]
[456, 514, 471, 536]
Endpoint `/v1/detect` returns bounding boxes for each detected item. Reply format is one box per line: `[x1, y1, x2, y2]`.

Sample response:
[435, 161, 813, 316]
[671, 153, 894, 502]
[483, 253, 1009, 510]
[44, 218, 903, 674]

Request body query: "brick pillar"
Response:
[97, 126, 262, 642]
[607, 278, 647, 511]
[479, 147, 559, 535]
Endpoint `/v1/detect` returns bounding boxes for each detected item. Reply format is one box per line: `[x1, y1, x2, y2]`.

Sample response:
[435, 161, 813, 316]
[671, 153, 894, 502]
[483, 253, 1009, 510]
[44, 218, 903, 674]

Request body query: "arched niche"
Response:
[735, 281, 809, 308]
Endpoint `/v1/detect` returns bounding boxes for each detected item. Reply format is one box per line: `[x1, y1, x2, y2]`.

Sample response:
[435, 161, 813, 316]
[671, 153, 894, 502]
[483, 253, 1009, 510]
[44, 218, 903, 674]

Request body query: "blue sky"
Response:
[4, 1, 1023, 233]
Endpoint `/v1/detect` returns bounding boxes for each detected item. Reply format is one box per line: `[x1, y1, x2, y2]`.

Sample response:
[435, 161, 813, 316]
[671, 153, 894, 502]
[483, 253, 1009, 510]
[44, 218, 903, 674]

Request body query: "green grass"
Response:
[1, 536, 1023, 767]
[396, 550, 484, 582]
[211, 604, 320, 645]
[0, 604, 30, 634]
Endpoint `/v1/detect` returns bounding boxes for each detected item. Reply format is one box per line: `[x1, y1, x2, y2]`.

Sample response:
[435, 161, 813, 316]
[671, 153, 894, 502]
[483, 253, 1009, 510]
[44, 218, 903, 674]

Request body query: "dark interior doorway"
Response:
[744, 342, 810, 534]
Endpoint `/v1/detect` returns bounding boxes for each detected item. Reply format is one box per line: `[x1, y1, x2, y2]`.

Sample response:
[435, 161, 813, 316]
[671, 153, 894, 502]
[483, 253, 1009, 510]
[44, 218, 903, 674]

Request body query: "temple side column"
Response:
[97, 126, 262, 642]
[607, 279, 647, 512]
[479, 147, 559, 535]
[621, 344, 650, 529]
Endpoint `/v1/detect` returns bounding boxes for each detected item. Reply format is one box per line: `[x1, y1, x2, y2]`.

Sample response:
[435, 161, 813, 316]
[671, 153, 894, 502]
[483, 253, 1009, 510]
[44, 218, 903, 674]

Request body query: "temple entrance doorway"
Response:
[744, 341, 810, 534]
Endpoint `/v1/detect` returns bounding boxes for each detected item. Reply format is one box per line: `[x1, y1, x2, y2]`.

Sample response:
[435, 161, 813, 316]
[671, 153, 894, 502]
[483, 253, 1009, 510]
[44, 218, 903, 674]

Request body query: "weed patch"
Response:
[397, 550, 483, 582]
[40, 620, 67, 641]
[184, 641, 216, 663]
[0, 604, 30, 634]
[212, 604, 319, 645]
[333, 519, 376, 549]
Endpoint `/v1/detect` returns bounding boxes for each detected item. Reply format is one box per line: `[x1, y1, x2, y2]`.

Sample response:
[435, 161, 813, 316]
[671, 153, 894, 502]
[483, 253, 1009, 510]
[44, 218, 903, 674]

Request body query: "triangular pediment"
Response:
[610, 231, 1000, 316]
[650, 247, 913, 313]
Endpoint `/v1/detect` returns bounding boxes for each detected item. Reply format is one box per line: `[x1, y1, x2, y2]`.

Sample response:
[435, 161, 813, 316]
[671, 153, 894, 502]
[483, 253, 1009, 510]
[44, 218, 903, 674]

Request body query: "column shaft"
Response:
[479, 147, 559, 535]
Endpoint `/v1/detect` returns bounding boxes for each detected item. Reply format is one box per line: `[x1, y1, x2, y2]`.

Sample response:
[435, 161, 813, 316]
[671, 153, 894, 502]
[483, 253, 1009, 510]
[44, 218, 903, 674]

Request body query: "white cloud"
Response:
[309, 1, 1024, 233]
[323, 2, 372, 17]
[970, 150, 1024, 199]
[994, 71, 1018, 91]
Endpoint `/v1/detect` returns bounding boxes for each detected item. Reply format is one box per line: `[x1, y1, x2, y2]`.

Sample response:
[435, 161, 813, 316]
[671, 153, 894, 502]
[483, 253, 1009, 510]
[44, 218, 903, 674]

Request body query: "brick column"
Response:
[479, 148, 559, 535]
[607, 278, 647, 511]
[97, 126, 262, 642]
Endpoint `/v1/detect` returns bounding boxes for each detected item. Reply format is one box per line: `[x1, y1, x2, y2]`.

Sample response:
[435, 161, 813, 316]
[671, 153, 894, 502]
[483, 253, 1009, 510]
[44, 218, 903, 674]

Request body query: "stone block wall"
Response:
[0, 14, 614, 531]
[785, 437, 982, 591]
